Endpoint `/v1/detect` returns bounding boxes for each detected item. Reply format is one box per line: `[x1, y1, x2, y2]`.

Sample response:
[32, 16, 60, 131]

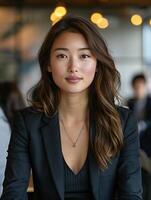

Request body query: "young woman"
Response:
[1, 16, 142, 200]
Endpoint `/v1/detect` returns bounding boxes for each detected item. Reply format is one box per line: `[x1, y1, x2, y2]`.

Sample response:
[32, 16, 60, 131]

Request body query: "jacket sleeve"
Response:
[0, 111, 31, 200]
[117, 110, 143, 200]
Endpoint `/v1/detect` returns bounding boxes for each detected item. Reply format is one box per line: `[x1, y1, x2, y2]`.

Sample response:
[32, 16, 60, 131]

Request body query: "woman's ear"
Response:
[48, 66, 51, 72]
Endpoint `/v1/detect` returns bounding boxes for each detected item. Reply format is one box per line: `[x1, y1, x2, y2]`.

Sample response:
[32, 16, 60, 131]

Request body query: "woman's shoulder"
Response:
[19, 106, 40, 114]
[15, 106, 43, 124]
[116, 105, 130, 117]
[116, 105, 135, 130]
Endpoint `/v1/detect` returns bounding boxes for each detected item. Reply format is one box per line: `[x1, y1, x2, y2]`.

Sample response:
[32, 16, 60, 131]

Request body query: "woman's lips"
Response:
[65, 76, 83, 83]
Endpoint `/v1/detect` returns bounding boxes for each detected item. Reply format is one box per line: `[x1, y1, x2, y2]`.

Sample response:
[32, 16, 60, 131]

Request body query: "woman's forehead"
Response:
[51, 31, 89, 50]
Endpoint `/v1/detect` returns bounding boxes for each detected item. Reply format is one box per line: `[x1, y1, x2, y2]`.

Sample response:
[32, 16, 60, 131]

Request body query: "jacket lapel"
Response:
[88, 123, 100, 200]
[40, 112, 64, 200]
[88, 150, 100, 200]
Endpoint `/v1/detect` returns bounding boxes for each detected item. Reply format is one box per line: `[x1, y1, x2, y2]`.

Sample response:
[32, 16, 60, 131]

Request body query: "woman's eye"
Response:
[80, 54, 91, 59]
[56, 54, 67, 59]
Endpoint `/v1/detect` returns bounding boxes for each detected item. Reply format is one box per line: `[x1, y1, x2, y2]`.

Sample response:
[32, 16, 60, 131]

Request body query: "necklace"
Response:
[60, 118, 85, 147]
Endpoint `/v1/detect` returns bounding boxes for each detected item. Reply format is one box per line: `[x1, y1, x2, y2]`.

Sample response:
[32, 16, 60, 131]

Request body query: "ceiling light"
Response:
[97, 17, 109, 29]
[90, 13, 103, 24]
[54, 6, 67, 17]
[131, 14, 142, 26]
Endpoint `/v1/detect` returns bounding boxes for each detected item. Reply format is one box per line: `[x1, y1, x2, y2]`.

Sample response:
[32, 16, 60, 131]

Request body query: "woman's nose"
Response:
[68, 58, 79, 73]
[69, 68, 78, 73]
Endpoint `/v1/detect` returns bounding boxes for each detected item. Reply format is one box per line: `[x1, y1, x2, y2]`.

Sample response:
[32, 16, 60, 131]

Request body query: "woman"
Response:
[0, 82, 25, 196]
[1, 16, 142, 200]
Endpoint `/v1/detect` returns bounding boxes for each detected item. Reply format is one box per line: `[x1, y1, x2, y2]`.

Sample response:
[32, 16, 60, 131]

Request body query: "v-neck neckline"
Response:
[63, 155, 88, 176]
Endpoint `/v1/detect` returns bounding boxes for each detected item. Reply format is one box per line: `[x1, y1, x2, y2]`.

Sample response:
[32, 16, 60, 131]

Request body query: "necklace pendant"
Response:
[72, 143, 76, 147]
[60, 117, 85, 149]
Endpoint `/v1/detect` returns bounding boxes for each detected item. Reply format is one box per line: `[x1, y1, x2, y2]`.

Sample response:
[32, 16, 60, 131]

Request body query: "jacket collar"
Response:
[88, 123, 100, 200]
[40, 112, 100, 200]
[40, 112, 64, 199]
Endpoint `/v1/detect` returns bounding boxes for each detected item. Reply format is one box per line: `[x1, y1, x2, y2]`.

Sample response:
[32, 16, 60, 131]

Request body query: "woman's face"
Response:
[49, 31, 97, 95]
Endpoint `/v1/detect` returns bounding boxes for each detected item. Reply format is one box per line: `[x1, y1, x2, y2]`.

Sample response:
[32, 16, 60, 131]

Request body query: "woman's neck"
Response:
[58, 93, 88, 123]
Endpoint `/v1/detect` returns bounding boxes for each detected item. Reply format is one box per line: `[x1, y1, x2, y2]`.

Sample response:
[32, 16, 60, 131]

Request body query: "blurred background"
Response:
[0, 0, 151, 102]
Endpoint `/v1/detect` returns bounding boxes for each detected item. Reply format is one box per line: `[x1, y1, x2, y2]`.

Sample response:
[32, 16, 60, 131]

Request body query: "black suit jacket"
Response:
[1, 106, 142, 200]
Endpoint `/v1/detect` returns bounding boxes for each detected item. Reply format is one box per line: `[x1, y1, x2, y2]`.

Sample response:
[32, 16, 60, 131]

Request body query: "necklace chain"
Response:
[60, 118, 85, 147]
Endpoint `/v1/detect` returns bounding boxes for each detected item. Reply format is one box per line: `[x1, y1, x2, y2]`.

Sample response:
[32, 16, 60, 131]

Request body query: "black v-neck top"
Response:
[64, 156, 93, 199]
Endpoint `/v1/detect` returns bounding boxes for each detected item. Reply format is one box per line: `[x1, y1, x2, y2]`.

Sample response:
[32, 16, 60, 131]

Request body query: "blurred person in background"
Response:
[127, 73, 151, 200]
[0, 81, 25, 196]
[0, 107, 10, 196]
[1, 16, 142, 200]
[127, 73, 151, 134]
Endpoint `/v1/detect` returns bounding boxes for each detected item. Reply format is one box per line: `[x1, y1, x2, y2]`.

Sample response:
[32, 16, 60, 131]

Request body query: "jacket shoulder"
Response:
[116, 106, 132, 131]
[116, 105, 130, 116]
[19, 106, 41, 116]
[14, 106, 43, 128]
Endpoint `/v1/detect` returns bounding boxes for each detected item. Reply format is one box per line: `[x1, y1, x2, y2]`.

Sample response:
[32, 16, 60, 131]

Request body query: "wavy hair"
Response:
[28, 15, 123, 170]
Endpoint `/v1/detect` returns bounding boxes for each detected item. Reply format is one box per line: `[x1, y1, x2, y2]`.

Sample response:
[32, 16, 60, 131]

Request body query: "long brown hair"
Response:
[29, 15, 123, 170]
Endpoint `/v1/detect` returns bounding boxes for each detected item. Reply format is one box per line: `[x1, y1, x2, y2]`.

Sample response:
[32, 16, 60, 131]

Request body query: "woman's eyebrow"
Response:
[78, 48, 90, 51]
[53, 48, 68, 52]
[53, 47, 90, 52]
